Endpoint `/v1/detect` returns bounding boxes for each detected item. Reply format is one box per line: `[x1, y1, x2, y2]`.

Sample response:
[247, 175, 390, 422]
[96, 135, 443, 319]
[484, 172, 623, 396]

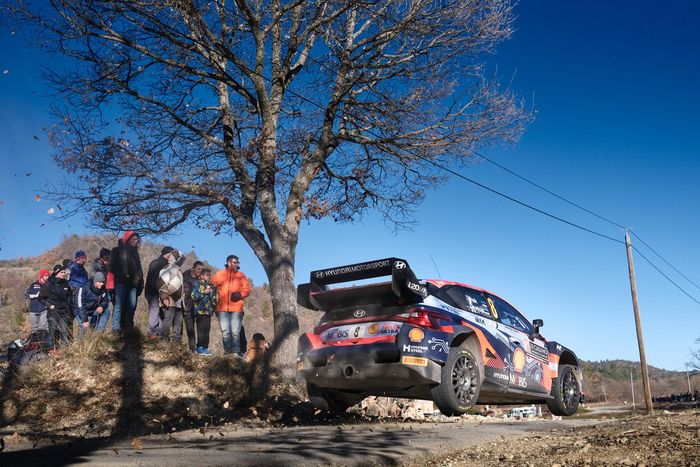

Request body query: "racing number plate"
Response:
[321, 321, 402, 343]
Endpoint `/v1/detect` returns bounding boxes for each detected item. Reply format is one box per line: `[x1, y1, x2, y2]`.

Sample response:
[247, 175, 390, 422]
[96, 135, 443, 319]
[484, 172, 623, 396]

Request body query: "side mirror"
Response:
[532, 319, 544, 334]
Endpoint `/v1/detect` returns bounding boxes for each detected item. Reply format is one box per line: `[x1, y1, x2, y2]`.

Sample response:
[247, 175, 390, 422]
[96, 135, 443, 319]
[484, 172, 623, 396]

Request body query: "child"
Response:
[192, 268, 217, 356]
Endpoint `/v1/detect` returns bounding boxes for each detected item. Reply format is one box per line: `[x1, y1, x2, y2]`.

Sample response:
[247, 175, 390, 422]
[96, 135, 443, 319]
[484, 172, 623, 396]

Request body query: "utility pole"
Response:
[630, 369, 636, 410]
[625, 231, 654, 414]
[687, 363, 693, 393]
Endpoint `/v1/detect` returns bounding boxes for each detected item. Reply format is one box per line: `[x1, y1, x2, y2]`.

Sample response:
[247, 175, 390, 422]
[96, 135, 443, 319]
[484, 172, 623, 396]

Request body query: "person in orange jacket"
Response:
[211, 255, 251, 356]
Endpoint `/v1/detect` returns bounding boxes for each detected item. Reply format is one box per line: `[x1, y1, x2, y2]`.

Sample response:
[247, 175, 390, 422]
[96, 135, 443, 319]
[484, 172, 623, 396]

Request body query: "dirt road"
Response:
[1, 409, 698, 466]
[0, 417, 599, 466]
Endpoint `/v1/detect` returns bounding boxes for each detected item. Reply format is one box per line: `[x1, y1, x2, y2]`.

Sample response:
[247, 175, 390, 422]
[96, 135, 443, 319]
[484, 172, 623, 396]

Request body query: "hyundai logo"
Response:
[353, 310, 366, 318]
[394, 261, 406, 269]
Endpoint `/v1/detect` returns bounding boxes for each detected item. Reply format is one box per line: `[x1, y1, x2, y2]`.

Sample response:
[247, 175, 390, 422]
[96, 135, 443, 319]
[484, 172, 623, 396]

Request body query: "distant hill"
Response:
[580, 359, 699, 403]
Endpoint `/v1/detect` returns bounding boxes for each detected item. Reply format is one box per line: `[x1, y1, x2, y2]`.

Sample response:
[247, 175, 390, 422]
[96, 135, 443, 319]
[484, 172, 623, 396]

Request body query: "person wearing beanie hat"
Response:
[39, 264, 74, 348]
[69, 249, 90, 333]
[92, 248, 113, 331]
[108, 230, 144, 333]
[24, 268, 52, 334]
[75, 271, 110, 331]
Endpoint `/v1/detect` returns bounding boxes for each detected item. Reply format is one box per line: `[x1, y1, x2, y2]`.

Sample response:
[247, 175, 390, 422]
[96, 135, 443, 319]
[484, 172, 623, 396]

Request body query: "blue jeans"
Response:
[89, 306, 111, 331]
[218, 312, 243, 354]
[113, 283, 138, 332]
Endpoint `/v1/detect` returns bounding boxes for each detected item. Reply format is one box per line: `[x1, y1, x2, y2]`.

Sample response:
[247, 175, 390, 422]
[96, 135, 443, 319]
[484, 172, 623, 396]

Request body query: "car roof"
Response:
[424, 279, 512, 306]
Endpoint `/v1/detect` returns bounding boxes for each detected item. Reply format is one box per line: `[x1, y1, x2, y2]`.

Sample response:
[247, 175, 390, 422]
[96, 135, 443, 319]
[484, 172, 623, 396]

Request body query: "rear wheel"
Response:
[546, 364, 581, 416]
[431, 339, 482, 416]
[307, 383, 363, 414]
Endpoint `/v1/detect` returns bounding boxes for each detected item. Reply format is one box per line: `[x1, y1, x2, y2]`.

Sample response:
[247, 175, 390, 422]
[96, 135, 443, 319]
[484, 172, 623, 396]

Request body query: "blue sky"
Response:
[1, 2, 699, 372]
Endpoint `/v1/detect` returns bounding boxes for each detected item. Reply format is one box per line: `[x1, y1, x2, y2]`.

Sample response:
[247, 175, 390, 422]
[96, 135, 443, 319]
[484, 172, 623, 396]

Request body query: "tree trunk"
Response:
[265, 247, 300, 379]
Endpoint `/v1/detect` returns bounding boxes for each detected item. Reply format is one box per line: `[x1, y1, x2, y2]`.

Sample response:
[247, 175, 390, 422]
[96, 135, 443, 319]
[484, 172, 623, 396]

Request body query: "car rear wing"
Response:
[297, 257, 428, 311]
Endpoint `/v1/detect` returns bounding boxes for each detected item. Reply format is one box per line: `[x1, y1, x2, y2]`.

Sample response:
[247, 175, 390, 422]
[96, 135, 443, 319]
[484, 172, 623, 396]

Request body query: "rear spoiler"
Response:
[297, 257, 428, 311]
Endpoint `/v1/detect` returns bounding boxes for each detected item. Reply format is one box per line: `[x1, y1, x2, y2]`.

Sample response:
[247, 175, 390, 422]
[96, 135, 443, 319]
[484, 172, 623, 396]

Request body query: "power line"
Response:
[473, 151, 628, 230]
[630, 230, 700, 292]
[421, 157, 625, 244]
[632, 245, 700, 307]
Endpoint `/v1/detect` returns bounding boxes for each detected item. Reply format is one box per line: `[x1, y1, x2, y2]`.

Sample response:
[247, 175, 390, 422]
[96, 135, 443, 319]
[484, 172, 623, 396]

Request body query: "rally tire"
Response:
[307, 383, 361, 414]
[546, 364, 581, 416]
[431, 339, 482, 416]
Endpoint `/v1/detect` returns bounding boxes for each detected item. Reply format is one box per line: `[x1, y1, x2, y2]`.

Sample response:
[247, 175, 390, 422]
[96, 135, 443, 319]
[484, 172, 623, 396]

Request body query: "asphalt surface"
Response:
[0, 417, 601, 466]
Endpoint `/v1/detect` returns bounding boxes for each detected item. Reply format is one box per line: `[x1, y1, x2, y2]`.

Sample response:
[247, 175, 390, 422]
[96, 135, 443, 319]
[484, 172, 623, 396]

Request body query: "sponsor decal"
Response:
[317, 260, 392, 279]
[428, 337, 449, 354]
[408, 281, 422, 292]
[493, 372, 509, 382]
[408, 328, 425, 343]
[529, 343, 549, 362]
[510, 374, 528, 388]
[512, 347, 526, 373]
[353, 309, 366, 318]
[401, 356, 428, 367]
[402, 344, 428, 353]
[367, 324, 379, 335]
[394, 261, 406, 269]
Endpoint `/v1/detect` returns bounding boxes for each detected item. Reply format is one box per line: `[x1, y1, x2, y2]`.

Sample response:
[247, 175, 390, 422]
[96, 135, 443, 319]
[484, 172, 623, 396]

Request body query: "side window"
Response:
[490, 296, 532, 334]
[459, 287, 492, 318]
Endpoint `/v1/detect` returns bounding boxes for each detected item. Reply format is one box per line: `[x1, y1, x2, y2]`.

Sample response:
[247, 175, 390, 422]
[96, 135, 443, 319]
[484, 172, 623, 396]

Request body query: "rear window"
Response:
[427, 284, 492, 317]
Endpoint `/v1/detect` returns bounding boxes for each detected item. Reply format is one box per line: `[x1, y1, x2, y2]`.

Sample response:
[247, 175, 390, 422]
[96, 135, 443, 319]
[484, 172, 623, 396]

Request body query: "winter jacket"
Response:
[25, 280, 48, 314]
[192, 279, 217, 316]
[157, 257, 184, 309]
[39, 276, 73, 316]
[212, 268, 251, 313]
[109, 243, 144, 291]
[68, 262, 89, 290]
[92, 258, 114, 291]
[182, 269, 198, 311]
[145, 256, 169, 296]
[75, 279, 110, 323]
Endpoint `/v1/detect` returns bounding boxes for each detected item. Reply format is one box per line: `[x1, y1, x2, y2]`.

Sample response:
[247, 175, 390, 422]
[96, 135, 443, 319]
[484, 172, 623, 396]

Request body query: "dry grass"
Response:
[0, 330, 309, 438]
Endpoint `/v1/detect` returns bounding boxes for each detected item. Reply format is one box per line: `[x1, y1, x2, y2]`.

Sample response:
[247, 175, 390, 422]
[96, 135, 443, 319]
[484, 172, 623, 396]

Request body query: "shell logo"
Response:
[368, 324, 379, 335]
[513, 347, 526, 373]
[408, 328, 425, 343]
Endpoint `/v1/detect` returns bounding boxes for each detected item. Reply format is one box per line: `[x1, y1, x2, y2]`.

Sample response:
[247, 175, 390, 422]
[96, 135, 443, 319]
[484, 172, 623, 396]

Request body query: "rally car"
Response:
[297, 258, 582, 416]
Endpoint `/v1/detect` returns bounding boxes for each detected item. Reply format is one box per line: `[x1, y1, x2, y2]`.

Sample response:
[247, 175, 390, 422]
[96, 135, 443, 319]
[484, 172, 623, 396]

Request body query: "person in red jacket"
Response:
[211, 255, 251, 356]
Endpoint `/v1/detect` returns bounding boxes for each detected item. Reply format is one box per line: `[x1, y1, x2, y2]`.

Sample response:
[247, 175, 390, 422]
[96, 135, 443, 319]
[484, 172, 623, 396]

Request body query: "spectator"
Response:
[212, 255, 251, 356]
[69, 250, 90, 333]
[109, 231, 144, 333]
[182, 261, 204, 352]
[145, 247, 173, 338]
[75, 272, 110, 330]
[157, 249, 186, 341]
[24, 269, 50, 333]
[191, 268, 217, 356]
[91, 247, 112, 331]
[69, 250, 89, 290]
[39, 265, 74, 348]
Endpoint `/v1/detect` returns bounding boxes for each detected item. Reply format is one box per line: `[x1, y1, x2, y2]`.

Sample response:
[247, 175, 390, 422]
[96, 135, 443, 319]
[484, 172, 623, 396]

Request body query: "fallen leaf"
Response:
[112, 448, 119, 455]
[223, 401, 230, 409]
[131, 437, 143, 450]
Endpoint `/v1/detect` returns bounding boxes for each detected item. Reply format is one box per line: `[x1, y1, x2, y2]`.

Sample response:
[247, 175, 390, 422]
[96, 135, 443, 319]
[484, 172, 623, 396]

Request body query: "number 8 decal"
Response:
[487, 297, 498, 319]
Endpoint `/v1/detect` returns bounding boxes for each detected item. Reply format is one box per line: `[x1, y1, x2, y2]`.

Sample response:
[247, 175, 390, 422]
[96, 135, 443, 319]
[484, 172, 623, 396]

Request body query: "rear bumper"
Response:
[298, 342, 442, 392]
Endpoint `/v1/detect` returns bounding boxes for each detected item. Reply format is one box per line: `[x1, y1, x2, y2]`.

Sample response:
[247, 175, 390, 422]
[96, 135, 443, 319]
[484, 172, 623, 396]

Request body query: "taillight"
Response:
[395, 308, 451, 329]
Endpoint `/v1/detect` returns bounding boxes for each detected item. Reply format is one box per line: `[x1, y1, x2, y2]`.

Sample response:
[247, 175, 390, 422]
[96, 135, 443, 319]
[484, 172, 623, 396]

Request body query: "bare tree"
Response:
[690, 338, 700, 371]
[12, 0, 530, 370]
